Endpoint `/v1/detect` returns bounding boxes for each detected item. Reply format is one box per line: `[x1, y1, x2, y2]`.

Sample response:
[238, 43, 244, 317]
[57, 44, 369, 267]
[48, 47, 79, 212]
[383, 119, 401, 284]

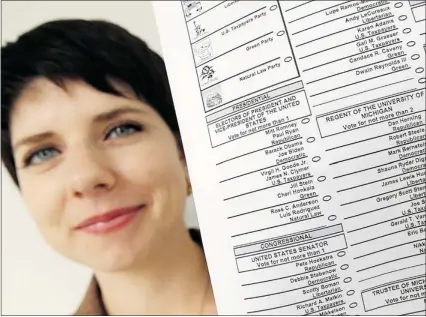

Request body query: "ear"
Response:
[178, 144, 191, 196]
[179, 151, 188, 175]
[175, 133, 189, 176]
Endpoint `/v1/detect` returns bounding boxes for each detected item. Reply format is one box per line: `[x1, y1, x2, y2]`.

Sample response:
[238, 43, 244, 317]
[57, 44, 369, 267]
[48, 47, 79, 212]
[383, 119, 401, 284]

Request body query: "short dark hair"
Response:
[1, 20, 180, 187]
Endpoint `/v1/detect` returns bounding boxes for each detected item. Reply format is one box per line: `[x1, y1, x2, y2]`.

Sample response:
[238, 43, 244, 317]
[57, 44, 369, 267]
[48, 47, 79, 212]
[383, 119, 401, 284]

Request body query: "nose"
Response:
[68, 145, 116, 198]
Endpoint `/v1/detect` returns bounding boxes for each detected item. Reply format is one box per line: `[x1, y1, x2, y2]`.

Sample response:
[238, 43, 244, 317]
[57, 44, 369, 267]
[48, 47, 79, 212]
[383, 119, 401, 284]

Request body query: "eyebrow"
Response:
[13, 106, 145, 151]
[93, 106, 145, 123]
[13, 132, 56, 152]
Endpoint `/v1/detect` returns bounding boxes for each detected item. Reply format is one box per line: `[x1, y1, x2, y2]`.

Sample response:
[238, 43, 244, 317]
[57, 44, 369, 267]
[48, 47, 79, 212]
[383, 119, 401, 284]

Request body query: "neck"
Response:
[95, 225, 211, 315]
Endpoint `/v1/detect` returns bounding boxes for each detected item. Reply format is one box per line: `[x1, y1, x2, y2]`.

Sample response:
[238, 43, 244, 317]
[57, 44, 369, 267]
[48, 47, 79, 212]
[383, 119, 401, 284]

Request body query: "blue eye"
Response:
[25, 147, 60, 166]
[106, 123, 142, 139]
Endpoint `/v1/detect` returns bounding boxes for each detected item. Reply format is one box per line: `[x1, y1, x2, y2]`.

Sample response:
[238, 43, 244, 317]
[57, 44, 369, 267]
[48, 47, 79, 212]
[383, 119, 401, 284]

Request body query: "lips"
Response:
[75, 204, 144, 234]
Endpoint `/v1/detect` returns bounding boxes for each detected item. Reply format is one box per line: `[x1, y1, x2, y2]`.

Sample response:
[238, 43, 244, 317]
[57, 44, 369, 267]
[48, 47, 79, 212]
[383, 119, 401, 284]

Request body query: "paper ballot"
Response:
[152, 1, 426, 315]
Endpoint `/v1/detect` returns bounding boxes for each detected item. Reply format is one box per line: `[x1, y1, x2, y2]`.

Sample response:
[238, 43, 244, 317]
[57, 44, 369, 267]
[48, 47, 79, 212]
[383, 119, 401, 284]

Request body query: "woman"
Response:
[1, 20, 217, 315]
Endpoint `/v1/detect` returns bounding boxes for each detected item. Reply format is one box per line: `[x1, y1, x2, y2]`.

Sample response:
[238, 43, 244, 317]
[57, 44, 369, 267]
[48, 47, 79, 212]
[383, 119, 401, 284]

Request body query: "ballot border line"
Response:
[234, 231, 343, 259]
[306, 53, 404, 84]
[343, 196, 425, 220]
[303, 34, 400, 72]
[310, 65, 410, 98]
[341, 180, 425, 206]
[233, 224, 333, 249]
[247, 289, 344, 314]
[361, 275, 426, 312]
[316, 87, 423, 118]
[285, 0, 315, 13]
[361, 274, 426, 293]
[409, 0, 426, 8]
[235, 233, 343, 261]
[180, 2, 212, 148]
[223, 175, 314, 201]
[193, 1, 301, 114]
[300, 27, 399, 60]
[359, 263, 425, 283]
[337, 167, 426, 192]
[334, 152, 425, 179]
[196, 31, 273, 68]
[219, 155, 307, 183]
[292, 1, 391, 36]
[191, 6, 267, 46]
[313, 78, 415, 108]
[200, 56, 281, 92]
[231, 215, 324, 238]
[216, 136, 304, 166]
[237, 243, 348, 274]
[292, 12, 394, 37]
[319, 102, 424, 139]
[347, 209, 425, 233]
[299, 28, 405, 59]
[182, 2, 300, 117]
[277, 2, 301, 77]
[351, 223, 425, 247]
[360, 274, 426, 312]
[310, 59, 409, 97]
[410, 2, 426, 22]
[200, 56, 281, 93]
[204, 81, 303, 116]
[228, 195, 319, 219]
[289, 1, 352, 25]
[361, 274, 426, 311]
[303, 301, 347, 316]
[330, 137, 425, 166]
[211, 104, 310, 148]
[207, 85, 304, 125]
[354, 238, 425, 260]
[244, 276, 341, 300]
[411, 1, 426, 9]
[402, 309, 426, 316]
[241, 263, 337, 286]
[229, 207, 323, 224]
[364, 296, 424, 313]
[184, 1, 225, 23]
[205, 83, 305, 142]
[326, 122, 425, 151]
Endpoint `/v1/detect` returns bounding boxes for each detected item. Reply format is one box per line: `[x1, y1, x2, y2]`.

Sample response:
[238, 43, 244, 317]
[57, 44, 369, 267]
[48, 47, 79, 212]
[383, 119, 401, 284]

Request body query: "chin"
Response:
[77, 213, 155, 272]
[90, 248, 141, 272]
[84, 233, 154, 273]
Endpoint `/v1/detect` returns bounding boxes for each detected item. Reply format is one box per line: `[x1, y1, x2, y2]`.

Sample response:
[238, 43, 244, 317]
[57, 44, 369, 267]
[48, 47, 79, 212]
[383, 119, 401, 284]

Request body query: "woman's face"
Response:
[10, 77, 188, 272]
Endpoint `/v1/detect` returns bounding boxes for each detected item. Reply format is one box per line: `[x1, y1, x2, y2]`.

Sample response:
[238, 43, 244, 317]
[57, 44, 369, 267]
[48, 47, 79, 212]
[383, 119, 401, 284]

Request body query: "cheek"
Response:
[20, 174, 64, 233]
[113, 140, 187, 200]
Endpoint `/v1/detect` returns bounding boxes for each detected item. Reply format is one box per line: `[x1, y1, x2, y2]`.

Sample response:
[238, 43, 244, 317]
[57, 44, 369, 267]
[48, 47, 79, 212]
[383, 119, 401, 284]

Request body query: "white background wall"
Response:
[1, 1, 198, 314]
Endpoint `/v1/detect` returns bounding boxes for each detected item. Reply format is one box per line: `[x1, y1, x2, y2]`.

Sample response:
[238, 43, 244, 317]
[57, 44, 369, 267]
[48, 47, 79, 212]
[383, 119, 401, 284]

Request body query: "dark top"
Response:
[74, 229, 203, 315]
